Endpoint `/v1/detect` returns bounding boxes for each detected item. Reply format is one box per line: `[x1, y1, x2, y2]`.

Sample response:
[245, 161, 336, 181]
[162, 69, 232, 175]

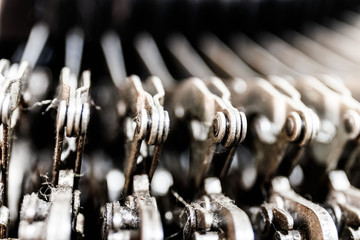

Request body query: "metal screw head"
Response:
[213, 117, 220, 137]
[285, 112, 302, 142]
[285, 117, 295, 137]
[213, 112, 226, 143]
[343, 110, 360, 139]
[344, 114, 355, 134]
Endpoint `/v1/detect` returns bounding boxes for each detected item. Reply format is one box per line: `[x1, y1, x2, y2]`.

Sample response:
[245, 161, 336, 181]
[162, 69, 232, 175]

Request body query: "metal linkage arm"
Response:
[172, 77, 246, 188]
[52, 67, 91, 186]
[120, 75, 170, 195]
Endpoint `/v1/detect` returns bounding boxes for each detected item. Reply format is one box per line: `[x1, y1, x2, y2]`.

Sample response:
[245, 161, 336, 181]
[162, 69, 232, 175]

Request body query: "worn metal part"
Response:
[0, 60, 29, 206]
[47, 179, 73, 240]
[273, 230, 303, 240]
[65, 28, 84, 79]
[52, 67, 91, 186]
[166, 33, 214, 79]
[135, 33, 176, 90]
[194, 34, 318, 179]
[166, 34, 323, 240]
[230, 28, 360, 240]
[270, 177, 338, 240]
[283, 29, 360, 101]
[18, 63, 91, 239]
[102, 74, 168, 239]
[101, 30, 127, 89]
[287, 76, 360, 171]
[169, 178, 254, 240]
[259, 30, 360, 237]
[103, 175, 163, 240]
[135, 35, 250, 239]
[164, 34, 246, 188]
[230, 34, 298, 78]
[325, 170, 360, 237]
[165, 34, 247, 183]
[133, 175, 163, 240]
[179, 201, 214, 239]
[52, 26, 89, 186]
[251, 27, 360, 172]
[19, 170, 84, 240]
[173, 76, 246, 188]
[203, 177, 254, 240]
[303, 22, 360, 66]
[252, 202, 296, 239]
[20, 23, 50, 69]
[119, 75, 170, 194]
[0, 59, 30, 238]
[198, 33, 259, 79]
[228, 77, 318, 179]
[228, 32, 356, 180]
[18, 193, 50, 239]
[258, 32, 331, 77]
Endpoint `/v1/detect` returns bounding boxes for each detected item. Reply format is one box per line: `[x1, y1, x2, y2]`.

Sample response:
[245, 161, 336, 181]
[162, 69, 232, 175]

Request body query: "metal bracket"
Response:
[52, 67, 91, 187]
[119, 75, 170, 194]
[173, 76, 246, 188]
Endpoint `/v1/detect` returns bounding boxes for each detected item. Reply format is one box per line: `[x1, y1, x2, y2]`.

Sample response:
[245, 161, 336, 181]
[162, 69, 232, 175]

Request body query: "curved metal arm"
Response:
[120, 75, 170, 195]
[173, 77, 246, 187]
[292, 76, 360, 171]
[203, 177, 254, 240]
[53, 67, 91, 187]
[227, 77, 318, 179]
[270, 177, 338, 240]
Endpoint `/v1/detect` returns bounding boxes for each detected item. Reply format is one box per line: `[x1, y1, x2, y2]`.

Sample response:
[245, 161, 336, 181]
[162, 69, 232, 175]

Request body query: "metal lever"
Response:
[135, 33, 176, 90]
[291, 78, 360, 238]
[167, 35, 329, 239]
[203, 177, 254, 240]
[120, 75, 170, 195]
[103, 175, 163, 240]
[270, 177, 338, 240]
[65, 27, 84, 79]
[289, 77, 360, 172]
[203, 33, 318, 178]
[173, 77, 246, 188]
[303, 22, 360, 66]
[20, 22, 49, 69]
[198, 33, 259, 79]
[229, 31, 360, 174]
[226, 76, 318, 179]
[19, 66, 90, 240]
[251, 201, 301, 239]
[0, 59, 29, 238]
[200, 34, 337, 239]
[166, 34, 214, 78]
[284, 29, 360, 74]
[257, 32, 354, 99]
[141, 34, 252, 239]
[230, 34, 298, 78]
[164, 33, 247, 184]
[327, 170, 360, 238]
[283, 29, 360, 101]
[19, 169, 84, 240]
[258, 32, 330, 76]
[173, 177, 254, 240]
[52, 67, 91, 187]
[101, 30, 127, 89]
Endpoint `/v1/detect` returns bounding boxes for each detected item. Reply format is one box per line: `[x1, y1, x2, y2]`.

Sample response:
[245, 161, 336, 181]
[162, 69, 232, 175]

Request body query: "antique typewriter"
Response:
[1, 0, 360, 239]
